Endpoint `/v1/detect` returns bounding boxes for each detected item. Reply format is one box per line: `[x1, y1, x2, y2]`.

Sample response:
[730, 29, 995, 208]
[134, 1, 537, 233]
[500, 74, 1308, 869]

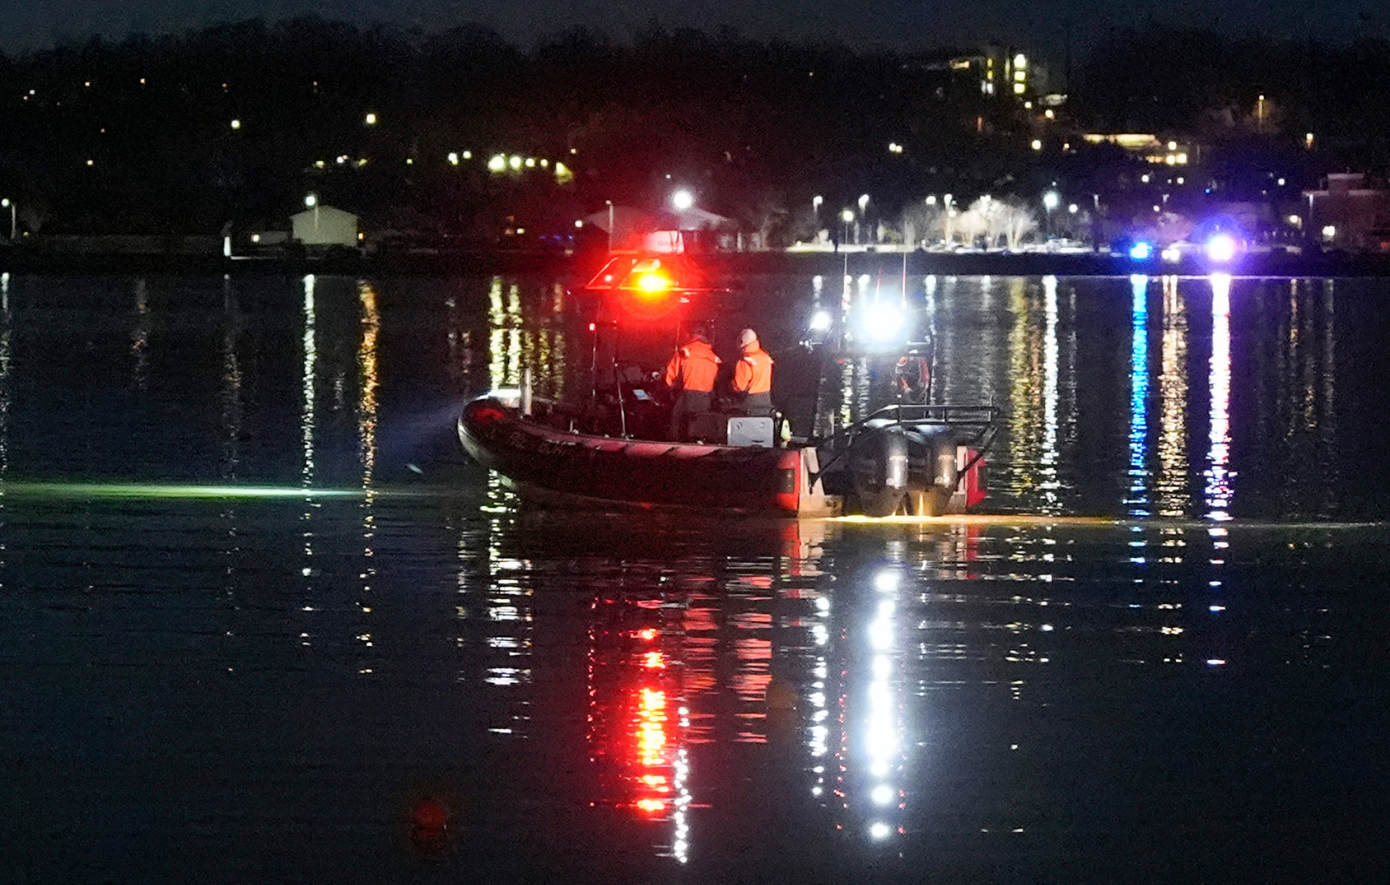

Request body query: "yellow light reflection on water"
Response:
[827, 513, 1384, 531]
[1157, 274, 1189, 517]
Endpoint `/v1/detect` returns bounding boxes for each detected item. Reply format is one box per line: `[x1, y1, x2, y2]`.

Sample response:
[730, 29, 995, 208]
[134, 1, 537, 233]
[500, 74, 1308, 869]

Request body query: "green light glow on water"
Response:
[1, 482, 364, 500]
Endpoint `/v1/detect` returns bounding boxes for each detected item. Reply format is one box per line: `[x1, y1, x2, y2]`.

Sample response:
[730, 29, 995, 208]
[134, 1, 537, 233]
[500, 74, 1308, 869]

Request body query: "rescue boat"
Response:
[458, 391, 995, 517]
[456, 250, 999, 517]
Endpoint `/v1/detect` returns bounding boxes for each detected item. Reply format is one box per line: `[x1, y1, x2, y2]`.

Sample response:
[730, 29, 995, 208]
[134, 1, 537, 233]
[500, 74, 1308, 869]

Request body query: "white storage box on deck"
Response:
[727, 416, 774, 447]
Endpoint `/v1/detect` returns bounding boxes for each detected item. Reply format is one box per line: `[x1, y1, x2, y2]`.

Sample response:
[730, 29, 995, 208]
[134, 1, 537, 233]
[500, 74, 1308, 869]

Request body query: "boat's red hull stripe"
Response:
[460, 398, 801, 514]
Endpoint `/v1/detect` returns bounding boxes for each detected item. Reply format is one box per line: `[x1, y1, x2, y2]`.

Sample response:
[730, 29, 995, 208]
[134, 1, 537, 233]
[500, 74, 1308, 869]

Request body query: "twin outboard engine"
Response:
[847, 425, 910, 517]
[846, 422, 962, 516]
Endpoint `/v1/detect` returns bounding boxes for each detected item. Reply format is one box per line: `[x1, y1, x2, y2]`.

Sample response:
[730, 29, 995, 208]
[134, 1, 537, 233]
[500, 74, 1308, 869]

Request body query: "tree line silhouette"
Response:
[0, 18, 1386, 244]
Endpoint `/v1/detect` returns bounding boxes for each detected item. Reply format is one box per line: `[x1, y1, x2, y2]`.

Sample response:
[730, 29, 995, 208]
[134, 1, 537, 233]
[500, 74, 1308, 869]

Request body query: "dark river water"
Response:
[0, 270, 1386, 884]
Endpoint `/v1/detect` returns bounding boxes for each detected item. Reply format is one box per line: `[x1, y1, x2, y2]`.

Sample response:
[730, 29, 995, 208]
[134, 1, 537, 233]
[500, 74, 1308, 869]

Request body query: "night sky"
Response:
[2, 0, 1386, 67]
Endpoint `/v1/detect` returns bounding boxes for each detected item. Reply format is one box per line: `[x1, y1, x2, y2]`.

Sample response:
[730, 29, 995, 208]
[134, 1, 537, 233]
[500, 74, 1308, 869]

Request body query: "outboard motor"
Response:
[901, 425, 962, 516]
[848, 426, 911, 517]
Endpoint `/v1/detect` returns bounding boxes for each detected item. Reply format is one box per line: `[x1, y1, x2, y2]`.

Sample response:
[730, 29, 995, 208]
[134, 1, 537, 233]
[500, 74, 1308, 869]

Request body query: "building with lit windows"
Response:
[949, 46, 1048, 98]
[1081, 134, 1194, 167]
[906, 45, 1050, 101]
[1304, 173, 1390, 252]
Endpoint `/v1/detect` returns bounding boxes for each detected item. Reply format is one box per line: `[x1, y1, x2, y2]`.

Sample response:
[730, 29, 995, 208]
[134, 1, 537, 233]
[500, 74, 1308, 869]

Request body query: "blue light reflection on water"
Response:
[0, 273, 1385, 883]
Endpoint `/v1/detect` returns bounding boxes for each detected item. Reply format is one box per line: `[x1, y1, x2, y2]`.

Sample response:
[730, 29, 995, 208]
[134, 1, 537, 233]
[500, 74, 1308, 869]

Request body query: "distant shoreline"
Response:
[3, 246, 1389, 279]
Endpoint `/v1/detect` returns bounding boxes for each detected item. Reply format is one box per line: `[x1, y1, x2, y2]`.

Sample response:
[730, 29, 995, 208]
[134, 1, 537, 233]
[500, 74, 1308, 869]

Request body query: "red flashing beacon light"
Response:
[634, 268, 673, 297]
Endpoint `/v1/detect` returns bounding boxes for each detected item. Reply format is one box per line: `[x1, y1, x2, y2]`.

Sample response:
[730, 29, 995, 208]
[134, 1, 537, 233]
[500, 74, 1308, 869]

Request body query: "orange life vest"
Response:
[664, 337, 720, 393]
[732, 345, 773, 396]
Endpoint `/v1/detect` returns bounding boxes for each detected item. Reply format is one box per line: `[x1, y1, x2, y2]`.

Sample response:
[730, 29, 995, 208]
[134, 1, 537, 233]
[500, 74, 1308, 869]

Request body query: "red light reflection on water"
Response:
[587, 598, 689, 844]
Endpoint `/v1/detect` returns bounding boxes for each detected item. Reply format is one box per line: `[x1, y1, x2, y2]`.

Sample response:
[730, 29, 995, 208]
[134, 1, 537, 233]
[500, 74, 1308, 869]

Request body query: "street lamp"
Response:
[304, 193, 319, 236]
[1043, 190, 1060, 237]
[1092, 194, 1102, 251]
[841, 209, 854, 248]
[0, 199, 13, 241]
[605, 200, 614, 252]
[672, 189, 694, 211]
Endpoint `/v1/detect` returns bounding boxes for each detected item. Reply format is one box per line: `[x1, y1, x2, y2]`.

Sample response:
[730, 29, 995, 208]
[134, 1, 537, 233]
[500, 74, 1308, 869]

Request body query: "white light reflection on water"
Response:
[1205, 273, 1233, 520]
[842, 567, 906, 843]
[218, 276, 243, 631]
[300, 274, 317, 648]
[1127, 275, 1151, 522]
[1317, 281, 1338, 515]
[807, 590, 832, 792]
[219, 276, 243, 482]
[131, 278, 150, 390]
[1038, 275, 1060, 512]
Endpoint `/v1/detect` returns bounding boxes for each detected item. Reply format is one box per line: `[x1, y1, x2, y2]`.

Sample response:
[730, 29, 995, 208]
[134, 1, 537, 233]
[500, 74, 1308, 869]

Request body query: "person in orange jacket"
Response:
[664, 329, 720, 440]
[730, 328, 774, 416]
